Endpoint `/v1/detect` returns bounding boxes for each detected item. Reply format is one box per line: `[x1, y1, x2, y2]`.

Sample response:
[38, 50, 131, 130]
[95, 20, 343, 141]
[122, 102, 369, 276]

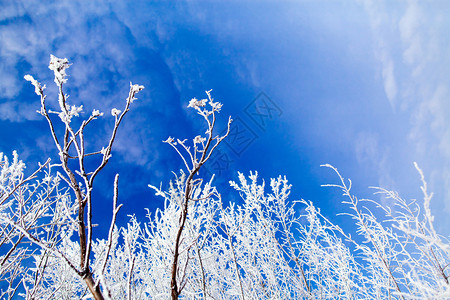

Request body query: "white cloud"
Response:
[0, 64, 19, 99]
[398, 1, 420, 41]
[0, 1, 135, 98]
[0, 2, 25, 21]
[0, 101, 40, 122]
[398, 1, 427, 75]
[381, 58, 397, 106]
[360, 0, 398, 110]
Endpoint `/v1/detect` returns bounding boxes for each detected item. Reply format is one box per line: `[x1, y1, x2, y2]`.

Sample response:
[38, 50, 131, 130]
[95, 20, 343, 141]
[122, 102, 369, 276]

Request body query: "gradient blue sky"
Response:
[1, 0, 450, 236]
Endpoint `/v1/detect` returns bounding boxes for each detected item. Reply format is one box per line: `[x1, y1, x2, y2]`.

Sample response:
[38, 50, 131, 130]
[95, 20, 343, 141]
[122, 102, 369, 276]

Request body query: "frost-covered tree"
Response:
[322, 164, 450, 299]
[161, 90, 232, 299]
[1, 55, 144, 300]
[0, 151, 71, 299]
[0, 55, 449, 299]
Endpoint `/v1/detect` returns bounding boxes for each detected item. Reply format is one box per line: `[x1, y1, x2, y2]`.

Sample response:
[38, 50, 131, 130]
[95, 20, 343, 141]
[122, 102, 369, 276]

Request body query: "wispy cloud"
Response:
[361, 0, 450, 225]
[381, 59, 397, 107]
[360, 0, 398, 110]
[0, 1, 136, 103]
[0, 101, 40, 122]
[398, 2, 450, 216]
[398, 1, 424, 67]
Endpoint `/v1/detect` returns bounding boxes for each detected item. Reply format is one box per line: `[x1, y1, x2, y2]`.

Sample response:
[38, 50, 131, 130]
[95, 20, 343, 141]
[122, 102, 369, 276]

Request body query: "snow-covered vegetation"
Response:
[1, 56, 449, 299]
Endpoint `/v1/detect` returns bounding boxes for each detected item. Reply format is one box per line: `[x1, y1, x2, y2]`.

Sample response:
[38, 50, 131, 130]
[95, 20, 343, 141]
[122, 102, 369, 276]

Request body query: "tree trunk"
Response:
[84, 273, 105, 300]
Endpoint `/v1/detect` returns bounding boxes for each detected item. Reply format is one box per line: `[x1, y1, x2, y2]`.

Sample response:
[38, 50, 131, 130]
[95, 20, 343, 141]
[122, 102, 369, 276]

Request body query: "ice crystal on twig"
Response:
[48, 54, 71, 85]
[24, 74, 45, 96]
[111, 108, 121, 117]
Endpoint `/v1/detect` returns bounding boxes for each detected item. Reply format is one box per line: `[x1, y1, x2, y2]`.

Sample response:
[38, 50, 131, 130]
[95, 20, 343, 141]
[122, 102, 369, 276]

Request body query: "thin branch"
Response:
[96, 174, 123, 288]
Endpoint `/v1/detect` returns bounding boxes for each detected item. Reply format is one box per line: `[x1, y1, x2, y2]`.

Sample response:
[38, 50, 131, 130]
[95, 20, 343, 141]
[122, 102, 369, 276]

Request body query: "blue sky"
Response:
[1, 0, 450, 236]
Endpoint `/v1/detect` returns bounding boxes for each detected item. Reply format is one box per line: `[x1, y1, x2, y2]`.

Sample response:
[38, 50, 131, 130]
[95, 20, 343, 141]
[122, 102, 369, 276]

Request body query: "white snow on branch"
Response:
[187, 98, 207, 109]
[24, 74, 46, 96]
[48, 54, 71, 85]
[111, 108, 121, 117]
